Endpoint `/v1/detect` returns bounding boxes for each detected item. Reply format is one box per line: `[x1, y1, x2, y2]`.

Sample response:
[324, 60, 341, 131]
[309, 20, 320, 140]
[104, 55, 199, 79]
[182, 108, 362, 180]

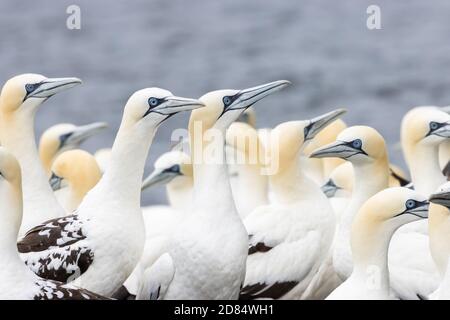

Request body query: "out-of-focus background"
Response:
[1, 0, 449, 205]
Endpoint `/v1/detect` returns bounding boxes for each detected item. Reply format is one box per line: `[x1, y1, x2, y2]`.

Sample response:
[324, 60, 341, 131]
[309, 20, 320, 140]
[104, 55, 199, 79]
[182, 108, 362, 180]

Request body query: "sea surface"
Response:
[1, 0, 450, 205]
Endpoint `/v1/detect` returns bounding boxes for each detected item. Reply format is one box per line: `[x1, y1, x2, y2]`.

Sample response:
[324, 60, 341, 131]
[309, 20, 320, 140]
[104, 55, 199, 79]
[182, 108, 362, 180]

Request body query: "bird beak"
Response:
[429, 189, 450, 208]
[304, 108, 347, 141]
[64, 122, 108, 147]
[141, 166, 182, 191]
[227, 80, 291, 112]
[405, 201, 430, 219]
[310, 140, 364, 159]
[151, 96, 205, 116]
[430, 122, 450, 138]
[321, 179, 340, 198]
[49, 172, 63, 191]
[26, 77, 82, 99]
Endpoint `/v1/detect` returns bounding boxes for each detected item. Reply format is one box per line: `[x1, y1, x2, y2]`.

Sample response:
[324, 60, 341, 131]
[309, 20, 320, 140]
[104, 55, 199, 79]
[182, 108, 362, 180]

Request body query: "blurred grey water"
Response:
[1, 0, 450, 205]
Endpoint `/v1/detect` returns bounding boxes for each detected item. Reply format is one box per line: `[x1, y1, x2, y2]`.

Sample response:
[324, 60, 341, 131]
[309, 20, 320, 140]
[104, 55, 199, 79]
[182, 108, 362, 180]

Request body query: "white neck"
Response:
[409, 144, 446, 196]
[350, 224, 393, 296]
[0, 111, 65, 235]
[166, 176, 193, 210]
[0, 182, 32, 279]
[83, 120, 156, 216]
[191, 127, 239, 222]
[334, 159, 389, 279]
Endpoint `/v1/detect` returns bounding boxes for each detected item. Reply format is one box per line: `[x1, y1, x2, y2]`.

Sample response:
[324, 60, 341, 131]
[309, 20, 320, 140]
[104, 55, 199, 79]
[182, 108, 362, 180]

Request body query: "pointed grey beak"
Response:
[141, 165, 181, 191]
[304, 109, 347, 141]
[430, 122, 450, 138]
[151, 96, 205, 116]
[310, 139, 367, 159]
[26, 77, 82, 99]
[226, 80, 291, 112]
[62, 122, 108, 149]
[429, 189, 450, 209]
[321, 179, 340, 198]
[49, 172, 63, 191]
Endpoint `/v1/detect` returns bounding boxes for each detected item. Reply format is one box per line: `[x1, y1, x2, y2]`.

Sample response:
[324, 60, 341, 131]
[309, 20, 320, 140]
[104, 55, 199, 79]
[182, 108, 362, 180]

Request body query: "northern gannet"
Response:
[226, 122, 268, 219]
[49, 150, 102, 213]
[240, 108, 346, 300]
[0, 74, 82, 236]
[401, 106, 450, 196]
[17, 88, 204, 296]
[311, 125, 390, 281]
[0, 146, 106, 300]
[311, 126, 440, 299]
[39, 122, 107, 175]
[303, 118, 347, 184]
[321, 162, 353, 223]
[145, 80, 290, 300]
[327, 187, 429, 300]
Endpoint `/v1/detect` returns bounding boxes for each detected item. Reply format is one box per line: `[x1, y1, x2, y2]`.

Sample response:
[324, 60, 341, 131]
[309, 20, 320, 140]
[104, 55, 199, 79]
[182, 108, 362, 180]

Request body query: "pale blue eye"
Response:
[406, 199, 415, 209]
[25, 84, 35, 93]
[430, 122, 439, 130]
[148, 97, 159, 107]
[352, 139, 362, 149]
[223, 96, 232, 106]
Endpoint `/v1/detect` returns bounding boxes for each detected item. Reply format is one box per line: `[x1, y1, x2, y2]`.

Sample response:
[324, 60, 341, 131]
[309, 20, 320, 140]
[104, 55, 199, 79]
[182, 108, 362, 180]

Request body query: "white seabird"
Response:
[240, 108, 346, 300]
[0, 146, 106, 300]
[145, 80, 290, 300]
[17, 88, 204, 296]
[0, 74, 82, 236]
[327, 187, 429, 300]
[311, 125, 440, 299]
[39, 122, 107, 176]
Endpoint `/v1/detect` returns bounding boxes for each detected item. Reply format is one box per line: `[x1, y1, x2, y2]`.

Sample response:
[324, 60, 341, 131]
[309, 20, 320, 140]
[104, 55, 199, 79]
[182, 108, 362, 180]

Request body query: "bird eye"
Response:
[223, 96, 233, 107]
[25, 84, 35, 93]
[405, 199, 416, 209]
[430, 122, 439, 131]
[352, 139, 362, 149]
[148, 97, 159, 107]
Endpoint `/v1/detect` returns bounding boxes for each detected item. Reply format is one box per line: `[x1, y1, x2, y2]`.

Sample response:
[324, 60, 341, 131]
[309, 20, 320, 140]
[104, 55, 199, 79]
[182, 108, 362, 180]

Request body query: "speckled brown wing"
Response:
[34, 280, 111, 300]
[18, 214, 94, 283]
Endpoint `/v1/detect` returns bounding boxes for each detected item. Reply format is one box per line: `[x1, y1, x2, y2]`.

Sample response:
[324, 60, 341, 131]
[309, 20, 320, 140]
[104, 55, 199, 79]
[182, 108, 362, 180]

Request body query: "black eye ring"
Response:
[405, 199, 416, 209]
[25, 84, 35, 93]
[148, 97, 160, 108]
[223, 96, 233, 107]
[352, 139, 362, 149]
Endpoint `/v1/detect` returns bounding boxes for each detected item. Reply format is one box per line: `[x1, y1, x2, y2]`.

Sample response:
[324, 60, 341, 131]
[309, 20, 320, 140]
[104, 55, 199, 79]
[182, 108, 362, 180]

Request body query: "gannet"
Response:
[49, 150, 102, 213]
[240, 108, 346, 300]
[321, 162, 353, 223]
[439, 141, 450, 179]
[226, 122, 268, 219]
[303, 118, 347, 184]
[94, 148, 112, 174]
[0, 74, 82, 236]
[17, 88, 204, 296]
[0, 146, 106, 300]
[311, 126, 440, 299]
[401, 106, 450, 196]
[327, 187, 429, 300]
[39, 122, 107, 175]
[145, 80, 290, 300]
